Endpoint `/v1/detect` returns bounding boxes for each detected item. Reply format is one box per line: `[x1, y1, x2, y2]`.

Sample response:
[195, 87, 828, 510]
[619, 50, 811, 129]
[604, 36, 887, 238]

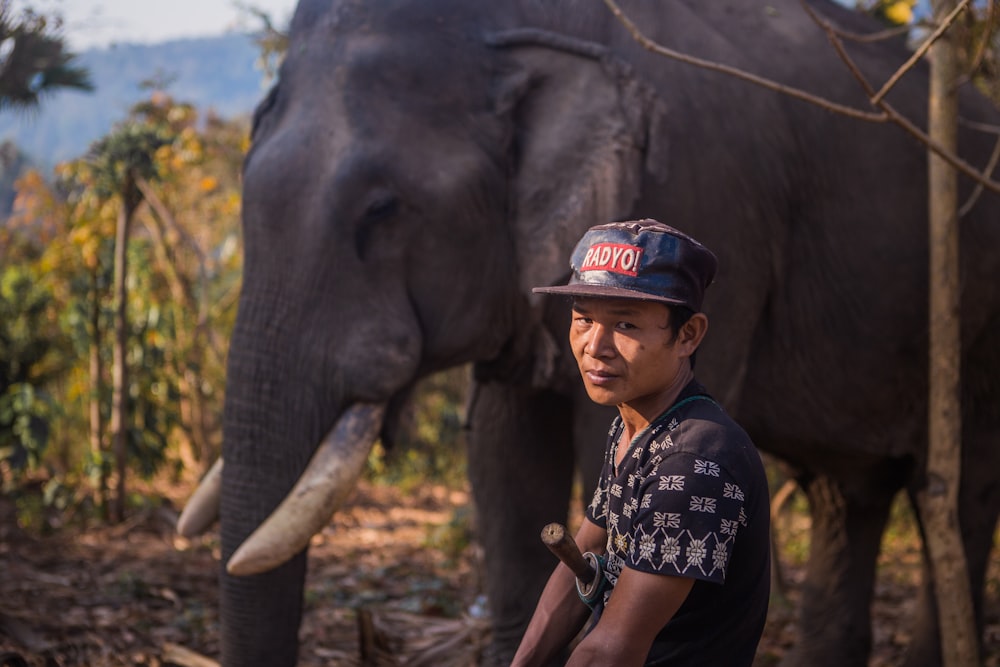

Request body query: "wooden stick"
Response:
[162, 643, 219, 667]
[540, 523, 595, 585]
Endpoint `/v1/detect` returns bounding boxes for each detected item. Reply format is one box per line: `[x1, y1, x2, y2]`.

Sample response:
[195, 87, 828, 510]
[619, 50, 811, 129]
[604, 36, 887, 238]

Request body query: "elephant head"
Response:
[178, 0, 667, 663]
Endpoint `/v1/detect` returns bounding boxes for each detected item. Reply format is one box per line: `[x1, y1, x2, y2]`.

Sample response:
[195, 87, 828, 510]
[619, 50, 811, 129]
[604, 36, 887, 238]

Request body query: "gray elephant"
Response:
[177, 0, 1000, 665]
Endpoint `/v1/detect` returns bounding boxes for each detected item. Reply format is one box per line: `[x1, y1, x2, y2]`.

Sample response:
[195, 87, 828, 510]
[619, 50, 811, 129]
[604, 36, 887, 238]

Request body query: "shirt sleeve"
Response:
[623, 451, 747, 584]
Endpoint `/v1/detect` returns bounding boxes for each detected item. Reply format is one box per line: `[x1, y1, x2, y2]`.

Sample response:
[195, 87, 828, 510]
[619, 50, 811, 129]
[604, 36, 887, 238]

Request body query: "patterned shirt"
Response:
[585, 380, 770, 666]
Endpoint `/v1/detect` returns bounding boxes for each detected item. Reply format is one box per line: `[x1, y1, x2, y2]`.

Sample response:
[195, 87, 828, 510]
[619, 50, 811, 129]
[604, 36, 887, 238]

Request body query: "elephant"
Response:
[177, 0, 1000, 665]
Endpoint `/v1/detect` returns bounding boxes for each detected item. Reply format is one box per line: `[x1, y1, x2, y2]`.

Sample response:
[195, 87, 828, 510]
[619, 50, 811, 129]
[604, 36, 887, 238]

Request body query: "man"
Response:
[512, 219, 770, 666]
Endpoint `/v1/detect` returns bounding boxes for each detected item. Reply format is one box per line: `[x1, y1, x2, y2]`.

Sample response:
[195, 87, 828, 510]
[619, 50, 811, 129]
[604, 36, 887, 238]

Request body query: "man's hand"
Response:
[511, 520, 608, 667]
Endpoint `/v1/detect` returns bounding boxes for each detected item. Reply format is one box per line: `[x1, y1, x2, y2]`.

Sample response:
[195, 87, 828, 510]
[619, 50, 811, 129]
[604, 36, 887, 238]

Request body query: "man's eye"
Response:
[617, 322, 636, 330]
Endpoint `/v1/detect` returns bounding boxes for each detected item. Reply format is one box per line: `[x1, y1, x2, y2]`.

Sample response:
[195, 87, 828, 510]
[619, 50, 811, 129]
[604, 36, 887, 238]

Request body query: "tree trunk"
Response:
[110, 177, 140, 523]
[918, 2, 981, 665]
[88, 267, 108, 519]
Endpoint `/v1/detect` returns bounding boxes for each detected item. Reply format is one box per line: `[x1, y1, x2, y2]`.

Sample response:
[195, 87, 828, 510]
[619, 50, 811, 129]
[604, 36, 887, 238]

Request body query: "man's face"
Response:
[569, 297, 693, 416]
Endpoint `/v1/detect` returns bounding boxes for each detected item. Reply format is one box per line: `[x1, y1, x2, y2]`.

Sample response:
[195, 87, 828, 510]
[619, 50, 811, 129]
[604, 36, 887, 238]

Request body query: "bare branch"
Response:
[135, 176, 209, 268]
[959, 134, 1000, 217]
[960, 117, 1000, 134]
[869, 0, 970, 104]
[603, 0, 1000, 196]
[601, 0, 888, 122]
[805, 2, 1000, 195]
[966, 0, 995, 77]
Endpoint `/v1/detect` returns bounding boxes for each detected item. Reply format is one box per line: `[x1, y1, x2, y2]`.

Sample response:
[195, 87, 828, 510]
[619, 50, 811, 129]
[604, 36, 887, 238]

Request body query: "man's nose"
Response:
[585, 323, 614, 358]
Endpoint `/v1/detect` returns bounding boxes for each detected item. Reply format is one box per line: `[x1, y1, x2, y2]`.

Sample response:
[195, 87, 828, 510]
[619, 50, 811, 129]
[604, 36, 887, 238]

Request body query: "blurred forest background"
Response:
[0, 0, 998, 665]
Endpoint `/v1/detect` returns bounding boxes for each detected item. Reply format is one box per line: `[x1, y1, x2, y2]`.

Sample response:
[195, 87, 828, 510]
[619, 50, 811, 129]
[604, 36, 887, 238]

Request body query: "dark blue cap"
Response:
[532, 219, 718, 311]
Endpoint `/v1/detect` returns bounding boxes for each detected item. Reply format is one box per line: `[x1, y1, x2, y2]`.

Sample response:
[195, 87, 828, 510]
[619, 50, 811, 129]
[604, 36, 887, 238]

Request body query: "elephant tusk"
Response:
[176, 457, 224, 537]
[226, 402, 386, 576]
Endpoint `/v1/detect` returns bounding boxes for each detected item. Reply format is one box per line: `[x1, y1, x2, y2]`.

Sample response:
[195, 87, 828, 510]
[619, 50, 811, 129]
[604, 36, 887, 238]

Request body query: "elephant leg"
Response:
[467, 381, 575, 665]
[780, 470, 899, 667]
[903, 423, 1000, 667]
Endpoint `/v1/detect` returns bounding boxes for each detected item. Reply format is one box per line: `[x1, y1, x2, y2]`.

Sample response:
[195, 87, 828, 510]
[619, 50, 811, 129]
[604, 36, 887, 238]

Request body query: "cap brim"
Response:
[532, 283, 688, 306]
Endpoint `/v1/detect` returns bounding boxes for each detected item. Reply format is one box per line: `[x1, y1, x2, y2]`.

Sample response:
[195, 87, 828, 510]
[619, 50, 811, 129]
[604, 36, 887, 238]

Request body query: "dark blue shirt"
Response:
[585, 380, 771, 666]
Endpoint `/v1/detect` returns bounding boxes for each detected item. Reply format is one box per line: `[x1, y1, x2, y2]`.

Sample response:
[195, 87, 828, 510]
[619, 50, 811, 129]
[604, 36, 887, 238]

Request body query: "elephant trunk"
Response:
[214, 403, 385, 666]
[215, 309, 396, 666]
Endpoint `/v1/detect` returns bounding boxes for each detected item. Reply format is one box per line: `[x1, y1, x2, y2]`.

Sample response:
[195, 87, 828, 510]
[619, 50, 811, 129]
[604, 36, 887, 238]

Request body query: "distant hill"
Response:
[0, 33, 272, 172]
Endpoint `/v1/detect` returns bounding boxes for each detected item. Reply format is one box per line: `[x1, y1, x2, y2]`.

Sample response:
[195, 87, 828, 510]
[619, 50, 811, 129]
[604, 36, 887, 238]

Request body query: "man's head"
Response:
[532, 219, 717, 311]
[534, 220, 718, 412]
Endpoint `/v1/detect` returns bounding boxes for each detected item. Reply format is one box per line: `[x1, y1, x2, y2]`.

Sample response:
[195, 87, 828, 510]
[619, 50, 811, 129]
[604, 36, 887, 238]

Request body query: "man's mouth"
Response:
[584, 369, 618, 387]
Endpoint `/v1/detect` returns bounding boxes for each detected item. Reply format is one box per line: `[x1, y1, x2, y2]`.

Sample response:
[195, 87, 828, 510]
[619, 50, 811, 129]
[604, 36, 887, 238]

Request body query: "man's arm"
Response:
[510, 519, 608, 667]
[567, 567, 694, 667]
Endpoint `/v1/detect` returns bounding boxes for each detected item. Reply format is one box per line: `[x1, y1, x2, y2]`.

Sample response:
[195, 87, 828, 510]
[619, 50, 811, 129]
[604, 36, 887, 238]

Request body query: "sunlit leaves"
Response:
[1, 89, 248, 494]
[884, 0, 917, 25]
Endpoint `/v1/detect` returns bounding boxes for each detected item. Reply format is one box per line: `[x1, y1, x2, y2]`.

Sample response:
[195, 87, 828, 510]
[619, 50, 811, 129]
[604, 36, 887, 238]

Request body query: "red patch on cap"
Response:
[579, 243, 644, 277]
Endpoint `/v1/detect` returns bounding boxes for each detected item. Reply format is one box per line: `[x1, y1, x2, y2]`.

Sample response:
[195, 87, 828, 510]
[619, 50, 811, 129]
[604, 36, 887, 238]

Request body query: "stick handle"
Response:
[540, 522, 595, 585]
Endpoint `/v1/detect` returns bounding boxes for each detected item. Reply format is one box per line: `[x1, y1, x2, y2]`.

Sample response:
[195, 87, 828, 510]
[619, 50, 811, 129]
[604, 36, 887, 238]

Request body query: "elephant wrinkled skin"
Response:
[198, 0, 1000, 665]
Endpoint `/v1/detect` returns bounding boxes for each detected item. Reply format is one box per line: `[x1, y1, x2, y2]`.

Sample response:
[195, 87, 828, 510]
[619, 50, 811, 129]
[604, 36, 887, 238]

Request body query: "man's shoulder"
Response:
[663, 395, 762, 481]
[667, 389, 749, 445]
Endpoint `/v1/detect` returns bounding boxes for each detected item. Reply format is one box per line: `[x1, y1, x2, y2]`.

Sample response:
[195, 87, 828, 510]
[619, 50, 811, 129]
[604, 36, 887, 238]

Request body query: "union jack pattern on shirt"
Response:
[587, 395, 748, 592]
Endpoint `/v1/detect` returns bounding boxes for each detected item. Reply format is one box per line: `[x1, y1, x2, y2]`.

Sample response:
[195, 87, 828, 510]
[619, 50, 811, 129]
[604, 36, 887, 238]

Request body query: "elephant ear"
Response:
[488, 29, 668, 301]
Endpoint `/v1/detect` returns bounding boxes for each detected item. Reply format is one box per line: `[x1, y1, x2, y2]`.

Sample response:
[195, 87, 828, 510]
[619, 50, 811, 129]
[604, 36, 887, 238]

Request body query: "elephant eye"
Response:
[365, 195, 398, 222]
[355, 193, 400, 259]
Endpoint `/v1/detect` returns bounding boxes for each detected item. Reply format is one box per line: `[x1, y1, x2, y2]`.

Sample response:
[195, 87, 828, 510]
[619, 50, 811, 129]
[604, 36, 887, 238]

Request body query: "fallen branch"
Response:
[162, 642, 219, 667]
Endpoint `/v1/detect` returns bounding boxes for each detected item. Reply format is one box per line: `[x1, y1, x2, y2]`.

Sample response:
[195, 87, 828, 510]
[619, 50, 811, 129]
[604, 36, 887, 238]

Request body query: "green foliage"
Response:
[238, 2, 289, 84]
[366, 367, 470, 490]
[85, 121, 172, 205]
[0, 382, 56, 472]
[0, 1, 92, 111]
[0, 264, 67, 478]
[7, 475, 85, 535]
[122, 250, 183, 479]
[422, 505, 475, 563]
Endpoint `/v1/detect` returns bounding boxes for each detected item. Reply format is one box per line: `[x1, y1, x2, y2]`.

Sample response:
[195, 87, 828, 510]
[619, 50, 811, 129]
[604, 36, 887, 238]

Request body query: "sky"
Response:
[11, 0, 300, 51]
[11, 1, 944, 53]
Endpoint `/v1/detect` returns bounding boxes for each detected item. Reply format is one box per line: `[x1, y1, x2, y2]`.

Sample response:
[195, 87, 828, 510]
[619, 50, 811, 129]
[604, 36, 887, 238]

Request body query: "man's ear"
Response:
[679, 313, 709, 357]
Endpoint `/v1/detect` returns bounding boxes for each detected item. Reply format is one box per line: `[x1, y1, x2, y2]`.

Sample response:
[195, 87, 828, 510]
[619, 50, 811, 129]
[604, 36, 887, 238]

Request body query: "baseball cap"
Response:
[532, 219, 718, 311]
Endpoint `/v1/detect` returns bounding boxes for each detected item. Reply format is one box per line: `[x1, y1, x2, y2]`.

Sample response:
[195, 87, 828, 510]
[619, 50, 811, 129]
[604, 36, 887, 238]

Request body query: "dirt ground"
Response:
[0, 478, 997, 666]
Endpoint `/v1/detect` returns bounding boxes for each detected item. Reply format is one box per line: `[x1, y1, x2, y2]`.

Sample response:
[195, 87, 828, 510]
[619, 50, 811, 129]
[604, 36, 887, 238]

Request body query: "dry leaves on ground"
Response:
[0, 479, 997, 666]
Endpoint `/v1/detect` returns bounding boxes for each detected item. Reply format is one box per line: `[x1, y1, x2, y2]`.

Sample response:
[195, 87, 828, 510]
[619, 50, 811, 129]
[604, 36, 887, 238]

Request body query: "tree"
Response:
[1, 84, 246, 524]
[86, 121, 171, 522]
[0, 1, 91, 110]
[920, 2, 981, 664]
[238, 2, 290, 83]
